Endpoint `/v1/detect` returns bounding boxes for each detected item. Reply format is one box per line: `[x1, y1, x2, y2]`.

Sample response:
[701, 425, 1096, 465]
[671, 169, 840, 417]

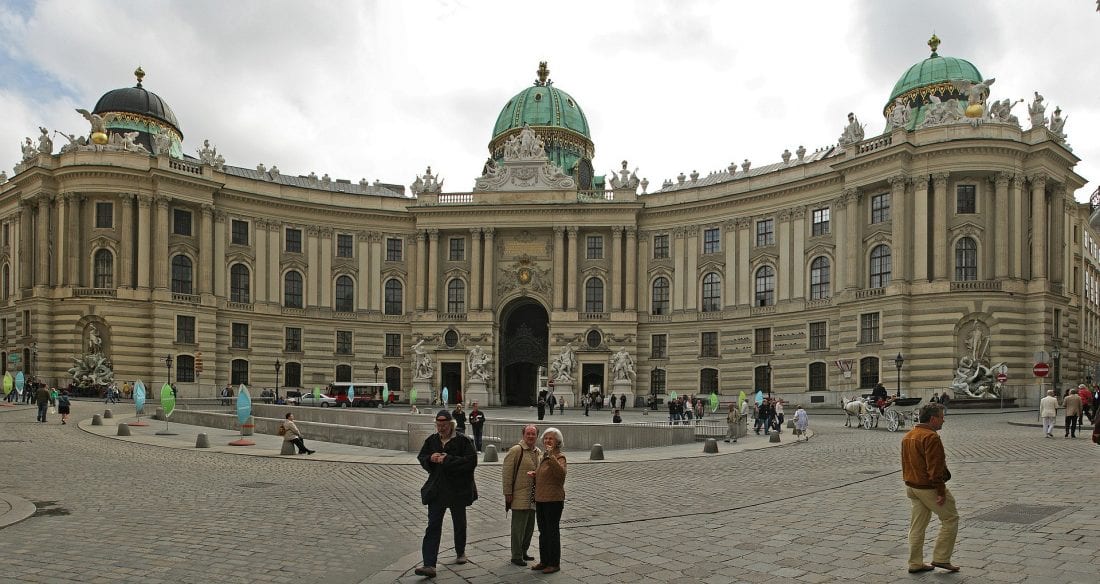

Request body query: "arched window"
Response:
[810, 257, 830, 300]
[700, 368, 718, 394]
[754, 266, 775, 307]
[335, 364, 352, 382]
[176, 355, 195, 383]
[701, 272, 721, 312]
[447, 279, 466, 313]
[93, 249, 114, 289]
[808, 362, 827, 391]
[651, 277, 670, 315]
[230, 264, 250, 303]
[385, 366, 402, 393]
[651, 368, 666, 395]
[231, 359, 249, 385]
[384, 279, 403, 315]
[171, 255, 193, 294]
[869, 245, 892, 288]
[284, 362, 302, 388]
[955, 237, 977, 281]
[859, 356, 880, 389]
[335, 275, 354, 312]
[585, 278, 604, 313]
[284, 271, 303, 308]
[1, 264, 8, 300]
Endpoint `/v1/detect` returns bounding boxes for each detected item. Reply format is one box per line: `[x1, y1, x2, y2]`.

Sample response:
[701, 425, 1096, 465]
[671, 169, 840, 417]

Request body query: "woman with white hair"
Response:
[530, 427, 567, 574]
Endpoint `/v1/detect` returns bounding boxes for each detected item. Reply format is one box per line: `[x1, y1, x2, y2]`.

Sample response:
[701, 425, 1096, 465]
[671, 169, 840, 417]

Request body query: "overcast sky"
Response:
[2, 0, 1098, 199]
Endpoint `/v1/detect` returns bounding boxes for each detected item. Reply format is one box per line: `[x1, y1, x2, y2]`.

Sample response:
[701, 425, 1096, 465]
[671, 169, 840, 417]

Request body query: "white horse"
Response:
[842, 396, 869, 427]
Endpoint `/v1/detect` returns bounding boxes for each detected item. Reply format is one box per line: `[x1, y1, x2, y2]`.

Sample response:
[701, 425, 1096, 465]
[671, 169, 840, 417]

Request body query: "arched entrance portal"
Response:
[499, 299, 549, 406]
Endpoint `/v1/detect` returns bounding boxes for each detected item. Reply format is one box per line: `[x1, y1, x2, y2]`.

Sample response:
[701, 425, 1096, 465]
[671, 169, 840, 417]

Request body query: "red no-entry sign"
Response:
[1032, 363, 1050, 378]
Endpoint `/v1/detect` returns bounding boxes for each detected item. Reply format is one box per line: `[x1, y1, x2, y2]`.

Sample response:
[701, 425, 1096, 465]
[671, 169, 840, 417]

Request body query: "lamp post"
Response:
[894, 353, 904, 397]
[30, 342, 37, 381]
[374, 363, 379, 383]
[274, 359, 282, 404]
[1051, 345, 1061, 395]
[765, 361, 772, 398]
[164, 354, 174, 385]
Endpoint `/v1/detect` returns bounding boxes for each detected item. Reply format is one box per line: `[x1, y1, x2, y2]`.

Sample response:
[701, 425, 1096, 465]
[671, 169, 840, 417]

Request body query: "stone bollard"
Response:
[703, 438, 719, 453]
[195, 433, 210, 448]
[116, 422, 131, 436]
[483, 444, 498, 463]
[91, 414, 103, 426]
[241, 416, 254, 436]
[786, 419, 795, 429]
[280, 441, 297, 455]
[103, 409, 113, 419]
[769, 431, 781, 443]
[589, 444, 605, 461]
[154, 408, 166, 421]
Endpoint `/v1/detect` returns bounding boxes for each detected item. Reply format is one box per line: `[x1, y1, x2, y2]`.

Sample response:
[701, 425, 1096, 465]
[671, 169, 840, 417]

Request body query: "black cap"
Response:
[435, 409, 453, 421]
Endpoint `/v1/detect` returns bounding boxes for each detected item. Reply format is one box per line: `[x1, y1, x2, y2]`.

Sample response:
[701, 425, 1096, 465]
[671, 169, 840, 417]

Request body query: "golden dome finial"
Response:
[134, 66, 145, 87]
[928, 34, 941, 56]
[536, 61, 550, 86]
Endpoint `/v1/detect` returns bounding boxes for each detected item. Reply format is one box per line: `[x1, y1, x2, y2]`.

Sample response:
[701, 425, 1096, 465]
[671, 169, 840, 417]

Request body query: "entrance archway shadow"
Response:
[499, 299, 548, 406]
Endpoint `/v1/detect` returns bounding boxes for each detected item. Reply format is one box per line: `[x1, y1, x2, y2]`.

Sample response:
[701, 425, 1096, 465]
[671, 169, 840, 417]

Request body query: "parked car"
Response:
[285, 390, 303, 405]
[298, 393, 339, 407]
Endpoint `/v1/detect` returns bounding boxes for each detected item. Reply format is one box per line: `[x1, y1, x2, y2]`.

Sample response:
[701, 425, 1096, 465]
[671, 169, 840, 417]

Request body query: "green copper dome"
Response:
[883, 35, 985, 128]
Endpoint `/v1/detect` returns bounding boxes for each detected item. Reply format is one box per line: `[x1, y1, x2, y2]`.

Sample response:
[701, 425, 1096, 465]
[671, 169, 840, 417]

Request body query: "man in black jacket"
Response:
[415, 410, 478, 578]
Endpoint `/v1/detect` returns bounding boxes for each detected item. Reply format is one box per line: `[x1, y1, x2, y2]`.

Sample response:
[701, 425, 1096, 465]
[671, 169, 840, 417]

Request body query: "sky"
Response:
[2, 0, 1098, 199]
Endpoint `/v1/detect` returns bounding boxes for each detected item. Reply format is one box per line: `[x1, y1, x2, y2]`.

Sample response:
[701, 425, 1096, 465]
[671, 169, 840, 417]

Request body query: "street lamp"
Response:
[274, 359, 282, 403]
[374, 363, 379, 383]
[765, 361, 772, 398]
[1051, 345, 1061, 394]
[30, 342, 37, 380]
[164, 354, 174, 385]
[894, 353, 904, 397]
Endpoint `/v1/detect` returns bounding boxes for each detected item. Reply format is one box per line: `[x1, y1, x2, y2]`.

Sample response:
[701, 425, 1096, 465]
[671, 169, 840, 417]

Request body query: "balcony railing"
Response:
[750, 305, 776, 315]
[805, 298, 832, 309]
[855, 288, 886, 299]
[172, 292, 200, 304]
[226, 301, 254, 311]
[438, 193, 474, 204]
[581, 312, 608, 320]
[440, 312, 467, 321]
[950, 280, 1002, 292]
[169, 159, 203, 175]
[74, 288, 117, 298]
[282, 307, 305, 316]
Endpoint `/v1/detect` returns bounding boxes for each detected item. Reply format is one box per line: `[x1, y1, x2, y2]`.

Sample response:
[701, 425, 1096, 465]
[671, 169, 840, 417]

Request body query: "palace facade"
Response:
[3, 42, 1099, 406]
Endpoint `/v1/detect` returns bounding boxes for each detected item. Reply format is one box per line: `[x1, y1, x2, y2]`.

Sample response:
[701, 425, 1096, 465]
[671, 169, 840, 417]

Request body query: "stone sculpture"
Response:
[1048, 107, 1068, 141]
[838, 112, 865, 145]
[888, 97, 911, 129]
[989, 98, 1023, 126]
[467, 345, 492, 381]
[549, 343, 576, 383]
[610, 347, 635, 382]
[1027, 92, 1047, 129]
[68, 324, 115, 390]
[948, 324, 1006, 398]
[608, 160, 639, 190]
[197, 139, 224, 169]
[950, 77, 995, 115]
[36, 127, 53, 155]
[411, 166, 443, 196]
[411, 339, 435, 380]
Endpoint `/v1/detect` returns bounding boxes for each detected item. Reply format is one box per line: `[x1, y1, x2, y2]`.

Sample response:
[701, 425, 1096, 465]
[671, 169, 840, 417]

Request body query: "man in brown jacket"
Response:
[1062, 389, 1083, 438]
[502, 425, 540, 566]
[901, 402, 959, 573]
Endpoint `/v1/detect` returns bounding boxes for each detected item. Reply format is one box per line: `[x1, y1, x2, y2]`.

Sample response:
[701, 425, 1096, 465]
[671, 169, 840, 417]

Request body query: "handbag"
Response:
[277, 425, 286, 436]
[505, 446, 523, 512]
[420, 468, 440, 505]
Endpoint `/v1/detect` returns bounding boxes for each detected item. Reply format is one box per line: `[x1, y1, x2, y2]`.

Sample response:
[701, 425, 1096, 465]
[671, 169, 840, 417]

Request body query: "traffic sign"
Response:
[995, 372, 1008, 383]
[1032, 362, 1050, 378]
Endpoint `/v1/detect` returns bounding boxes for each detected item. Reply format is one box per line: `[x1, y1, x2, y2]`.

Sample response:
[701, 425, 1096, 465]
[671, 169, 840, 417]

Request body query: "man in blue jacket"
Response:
[415, 410, 478, 578]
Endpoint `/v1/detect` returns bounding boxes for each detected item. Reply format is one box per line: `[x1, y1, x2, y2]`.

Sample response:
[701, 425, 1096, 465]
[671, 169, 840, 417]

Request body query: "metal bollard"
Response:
[195, 433, 210, 448]
[91, 414, 103, 426]
[703, 438, 719, 453]
[483, 444, 498, 463]
[116, 422, 131, 436]
[103, 409, 113, 419]
[769, 431, 781, 443]
[589, 444, 605, 460]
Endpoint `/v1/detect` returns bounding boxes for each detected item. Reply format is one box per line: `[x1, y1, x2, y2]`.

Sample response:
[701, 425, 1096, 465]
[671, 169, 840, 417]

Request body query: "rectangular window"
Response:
[448, 237, 465, 261]
[956, 185, 976, 214]
[173, 209, 192, 236]
[811, 207, 830, 236]
[231, 322, 249, 349]
[703, 228, 720, 254]
[860, 312, 880, 344]
[586, 235, 604, 259]
[651, 334, 668, 359]
[386, 237, 402, 262]
[809, 362, 827, 391]
[231, 220, 249, 245]
[95, 202, 113, 228]
[175, 315, 195, 344]
[284, 327, 301, 352]
[756, 219, 774, 247]
[700, 331, 718, 358]
[754, 328, 772, 355]
[808, 321, 828, 350]
[3, 223, 9, 246]
[336, 330, 353, 355]
[653, 234, 669, 259]
[336, 233, 354, 258]
[871, 193, 890, 224]
[384, 333, 401, 357]
[231, 360, 249, 385]
[285, 228, 302, 253]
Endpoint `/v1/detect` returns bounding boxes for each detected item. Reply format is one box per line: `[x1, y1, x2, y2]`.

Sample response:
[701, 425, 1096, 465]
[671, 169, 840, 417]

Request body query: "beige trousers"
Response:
[906, 486, 958, 568]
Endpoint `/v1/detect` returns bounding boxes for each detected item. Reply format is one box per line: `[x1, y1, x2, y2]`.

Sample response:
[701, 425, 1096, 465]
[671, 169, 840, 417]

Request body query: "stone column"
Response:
[214, 211, 227, 298]
[136, 195, 152, 289]
[482, 228, 495, 311]
[1010, 174, 1025, 279]
[888, 174, 909, 282]
[624, 227, 637, 311]
[552, 227, 565, 311]
[566, 227, 578, 310]
[1050, 185, 1067, 285]
[993, 173, 1010, 279]
[912, 178, 930, 282]
[611, 226, 623, 311]
[1030, 174, 1048, 280]
[36, 194, 50, 285]
[469, 229, 482, 311]
[685, 226, 698, 310]
[357, 231, 370, 310]
[777, 210, 792, 301]
[723, 221, 736, 307]
[427, 229, 439, 312]
[790, 207, 806, 297]
[320, 227, 333, 307]
[414, 231, 426, 311]
[306, 226, 320, 306]
[253, 218, 267, 302]
[118, 193, 134, 288]
[931, 173, 949, 281]
[153, 196, 170, 290]
[735, 218, 751, 304]
[54, 194, 67, 287]
[843, 189, 860, 289]
[268, 222, 281, 303]
[637, 231, 650, 311]
[369, 232, 382, 312]
[199, 204, 214, 295]
[672, 227, 685, 311]
[11, 214, 22, 291]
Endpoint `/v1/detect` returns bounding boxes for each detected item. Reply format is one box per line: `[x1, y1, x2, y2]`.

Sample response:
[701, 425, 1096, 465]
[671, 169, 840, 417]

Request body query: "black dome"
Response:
[93, 84, 183, 138]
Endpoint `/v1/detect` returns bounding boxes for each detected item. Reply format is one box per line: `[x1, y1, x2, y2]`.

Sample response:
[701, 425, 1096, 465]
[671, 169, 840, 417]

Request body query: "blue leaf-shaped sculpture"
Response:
[134, 380, 147, 413]
[237, 385, 252, 424]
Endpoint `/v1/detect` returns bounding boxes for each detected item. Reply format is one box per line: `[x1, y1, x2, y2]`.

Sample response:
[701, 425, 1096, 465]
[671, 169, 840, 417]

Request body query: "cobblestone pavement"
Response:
[1, 401, 1097, 583]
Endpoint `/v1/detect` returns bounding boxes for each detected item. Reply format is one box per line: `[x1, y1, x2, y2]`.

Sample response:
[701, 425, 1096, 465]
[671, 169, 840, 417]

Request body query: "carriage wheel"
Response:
[885, 409, 901, 432]
[860, 414, 874, 430]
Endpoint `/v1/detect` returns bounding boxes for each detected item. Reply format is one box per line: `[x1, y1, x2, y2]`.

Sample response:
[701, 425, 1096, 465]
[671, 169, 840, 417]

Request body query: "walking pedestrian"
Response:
[531, 427, 567, 574]
[724, 402, 739, 443]
[281, 413, 315, 454]
[1062, 389, 1082, 438]
[901, 402, 960, 573]
[537, 397, 546, 421]
[774, 400, 785, 433]
[35, 384, 51, 422]
[1039, 389, 1058, 437]
[619, 393, 626, 410]
[415, 410, 478, 578]
[57, 390, 71, 424]
[468, 402, 486, 452]
[452, 403, 467, 434]
[502, 424, 540, 566]
[793, 404, 809, 437]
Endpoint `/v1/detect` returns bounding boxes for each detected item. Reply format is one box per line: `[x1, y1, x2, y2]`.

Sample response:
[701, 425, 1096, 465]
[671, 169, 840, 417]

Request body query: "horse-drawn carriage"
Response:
[843, 396, 922, 432]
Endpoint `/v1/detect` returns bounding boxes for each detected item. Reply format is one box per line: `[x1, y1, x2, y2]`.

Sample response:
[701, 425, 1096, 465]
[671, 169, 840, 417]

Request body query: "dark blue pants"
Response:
[535, 501, 564, 567]
[37, 402, 48, 422]
[422, 502, 466, 568]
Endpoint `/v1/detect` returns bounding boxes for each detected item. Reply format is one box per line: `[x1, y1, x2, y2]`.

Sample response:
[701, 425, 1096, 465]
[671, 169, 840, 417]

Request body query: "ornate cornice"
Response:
[932, 172, 950, 187]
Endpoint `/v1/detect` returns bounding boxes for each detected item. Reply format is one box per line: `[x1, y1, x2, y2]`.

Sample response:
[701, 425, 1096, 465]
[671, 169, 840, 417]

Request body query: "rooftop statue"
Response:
[411, 166, 443, 196]
[888, 97, 911, 130]
[76, 108, 116, 137]
[950, 77, 995, 117]
[57, 132, 88, 154]
[838, 112, 865, 145]
[1048, 107, 1068, 142]
[197, 139, 224, 169]
[20, 137, 36, 162]
[989, 98, 1023, 126]
[608, 160, 639, 191]
[36, 127, 53, 155]
[1027, 92, 1047, 129]
[151, 131, 173, 156]
[919, 95, 963, 128]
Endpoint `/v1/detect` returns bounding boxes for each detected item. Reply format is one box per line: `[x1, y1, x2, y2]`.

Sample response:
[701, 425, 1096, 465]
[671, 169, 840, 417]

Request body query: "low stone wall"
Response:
[167, 410, 409, 451]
